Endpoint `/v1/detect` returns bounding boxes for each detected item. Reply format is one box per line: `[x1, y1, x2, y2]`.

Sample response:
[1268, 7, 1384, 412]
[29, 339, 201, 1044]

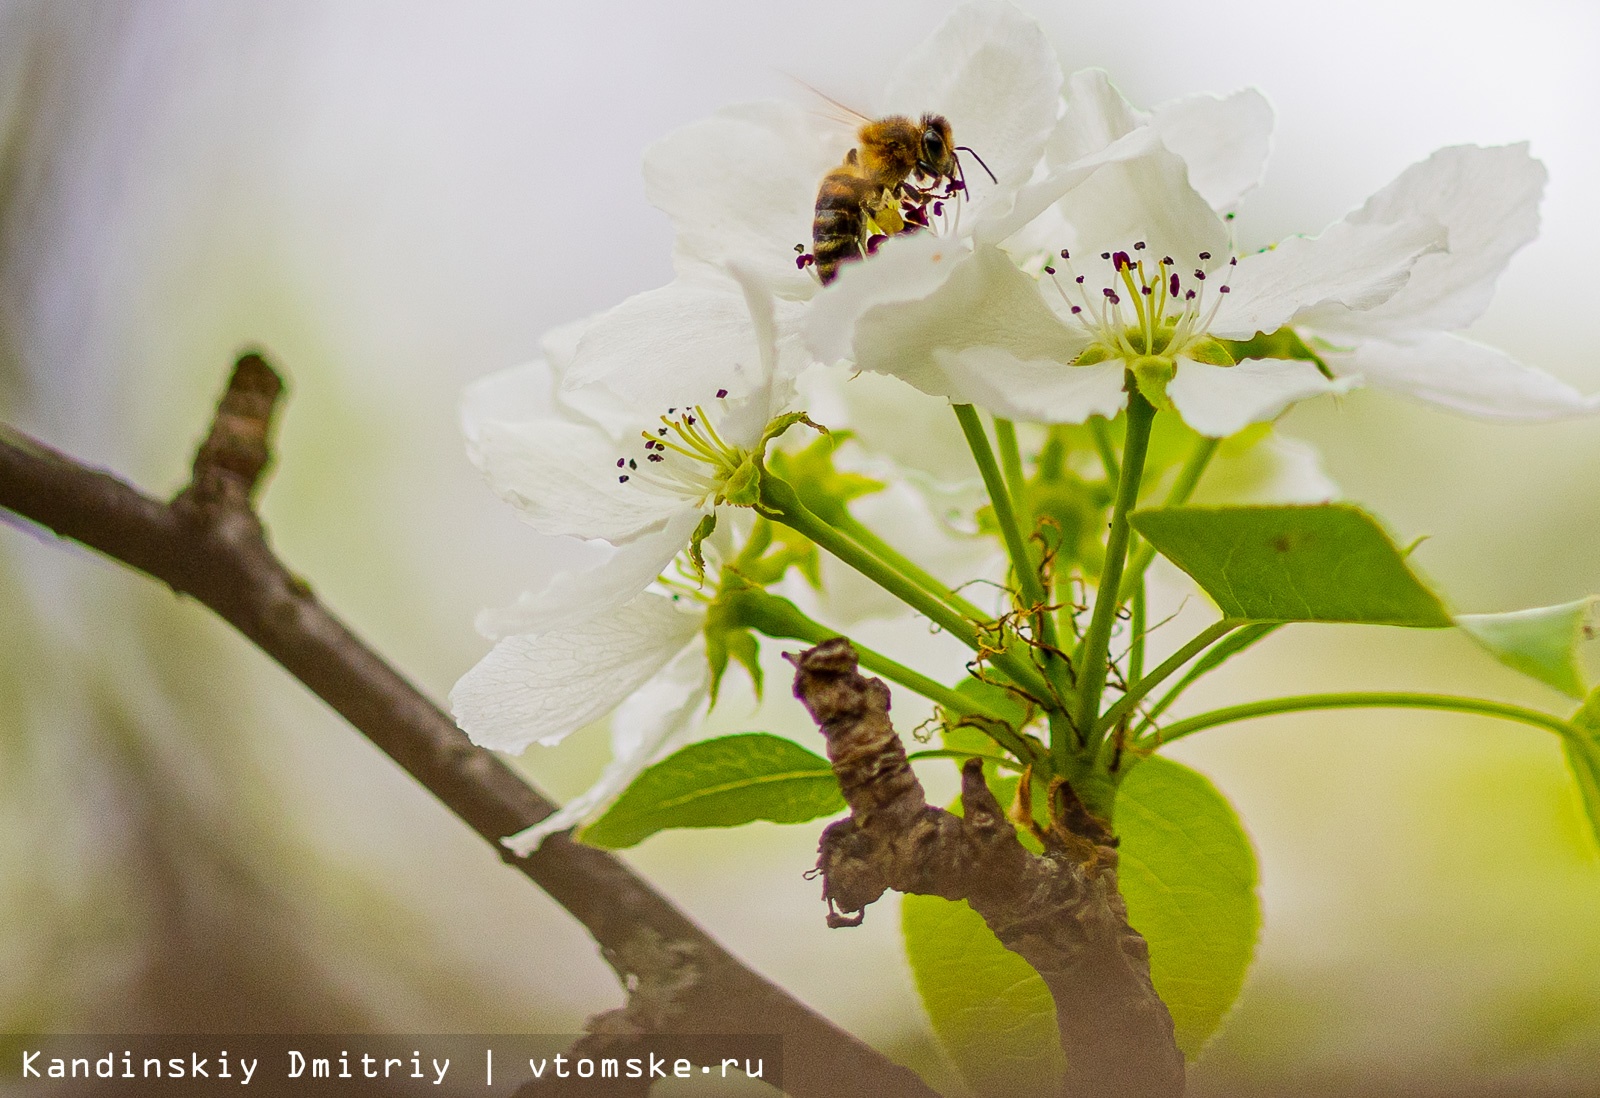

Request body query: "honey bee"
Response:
[800, 111, 993, 285]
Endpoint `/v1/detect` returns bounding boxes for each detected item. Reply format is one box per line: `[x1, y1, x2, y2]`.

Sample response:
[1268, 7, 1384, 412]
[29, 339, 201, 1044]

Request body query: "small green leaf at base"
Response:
[1117, 757, 1261, 1059]
[901, 758, 1260, 1083]
[1457, 598, 1597, 699]
[901, 894, 1065, 1098]
[1131, 503, 1453, 626]
[579, 733, 843, 849]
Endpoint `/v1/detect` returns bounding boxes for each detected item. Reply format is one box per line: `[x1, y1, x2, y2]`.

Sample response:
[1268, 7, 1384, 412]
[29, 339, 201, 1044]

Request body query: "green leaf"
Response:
[1564, 688, 1600, 854]
[1130, 503, 1453, 626]
[902, 894, 1065, 1097]
[1457, 597, 1597, 699]
[579, 733, 843, 849]
[1117, 757, 1261, 1058]
[901, 758, 1259, 1081]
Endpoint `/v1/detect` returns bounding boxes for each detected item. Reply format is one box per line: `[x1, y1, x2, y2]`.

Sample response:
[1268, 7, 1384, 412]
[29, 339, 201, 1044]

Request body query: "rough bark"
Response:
[790, 637, 1186, 1098]
[0, 354, 936, 1098]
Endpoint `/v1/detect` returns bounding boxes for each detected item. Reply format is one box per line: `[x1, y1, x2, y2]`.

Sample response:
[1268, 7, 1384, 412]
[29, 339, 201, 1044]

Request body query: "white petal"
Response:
[880, 0, 1062, 223]
[810, 239, 1085, 400]
[1168, 357, 1354, 438]
[474, 514, 703, 639]
[1214, 218, 1446, 340]
[979, 124, 1162, 247]
[930, 348, 1128, 424]
[1329, 333, 1598, 422]
[1312, 144, 1547, 336]
[540, 314, 595, 382]
[502, 641, 711, 855]
[450, 591, 704, 754]
[1048, 69, 1146, 167]
[1148, 88, 1274, 214]
[470, 415, 689, 543]
[643, 100, 840, 297]
[462, 360, 556, 448]
[562, 276, 773, 412]
[1053, 146, 1231, 273]
[805, 232, 978, 365]
[1048, 72, 1272, 214]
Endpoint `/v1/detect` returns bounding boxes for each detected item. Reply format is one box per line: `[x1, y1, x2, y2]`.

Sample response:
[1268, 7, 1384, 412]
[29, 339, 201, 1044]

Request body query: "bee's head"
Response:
[916, 114, 956, 178]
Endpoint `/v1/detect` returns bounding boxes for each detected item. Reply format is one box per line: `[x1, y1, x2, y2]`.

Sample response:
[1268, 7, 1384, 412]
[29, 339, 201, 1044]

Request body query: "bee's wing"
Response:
[785, 75, 870, 133]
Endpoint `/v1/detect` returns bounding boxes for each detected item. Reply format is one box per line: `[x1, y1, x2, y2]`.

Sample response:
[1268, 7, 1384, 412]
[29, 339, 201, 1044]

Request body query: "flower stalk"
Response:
[1072, 387, 1157, 767]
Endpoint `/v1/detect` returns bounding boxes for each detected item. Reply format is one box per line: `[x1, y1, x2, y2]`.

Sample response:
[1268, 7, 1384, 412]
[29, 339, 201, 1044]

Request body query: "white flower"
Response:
[1289, 143, 1597, 421]
[642, 0, 1063, 298]
[452, 268, 802, 849]
[805, 70, 1597, 435]
[497, 642, 713, 857]
[463, 267, 798, 618]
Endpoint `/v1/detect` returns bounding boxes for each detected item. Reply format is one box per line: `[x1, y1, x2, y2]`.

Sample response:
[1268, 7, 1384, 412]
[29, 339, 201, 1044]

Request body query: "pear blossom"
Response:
[804, 66, 1598, 435]
[643, 1, 1063, 299]
[463, 267, 801, 622]
[1287, 143, 1598, 421]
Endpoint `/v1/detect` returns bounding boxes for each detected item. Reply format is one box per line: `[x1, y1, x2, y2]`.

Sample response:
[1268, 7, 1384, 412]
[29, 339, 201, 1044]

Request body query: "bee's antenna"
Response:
[956, 146, 998, 184]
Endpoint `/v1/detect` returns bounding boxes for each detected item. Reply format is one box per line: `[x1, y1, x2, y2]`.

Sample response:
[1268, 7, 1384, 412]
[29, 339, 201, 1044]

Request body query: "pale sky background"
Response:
[2, 1, 1599, 1092]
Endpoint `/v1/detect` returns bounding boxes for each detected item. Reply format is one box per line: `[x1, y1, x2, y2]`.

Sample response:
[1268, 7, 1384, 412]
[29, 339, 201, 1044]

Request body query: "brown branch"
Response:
[0, 353, 936, 1098]
[790, 638, 1186, 1098]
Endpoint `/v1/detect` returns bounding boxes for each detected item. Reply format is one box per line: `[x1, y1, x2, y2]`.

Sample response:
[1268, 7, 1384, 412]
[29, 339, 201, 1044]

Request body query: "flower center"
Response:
[614, 388, 744, 506]
[1043, 242, 1237, 366]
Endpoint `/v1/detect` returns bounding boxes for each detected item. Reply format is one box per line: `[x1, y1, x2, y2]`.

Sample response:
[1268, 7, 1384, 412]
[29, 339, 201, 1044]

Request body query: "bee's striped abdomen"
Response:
[812, 168, 877, 285]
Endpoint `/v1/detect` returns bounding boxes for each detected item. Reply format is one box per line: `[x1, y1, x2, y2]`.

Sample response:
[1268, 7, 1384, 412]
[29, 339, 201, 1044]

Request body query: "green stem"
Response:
[954, 406, 1050, 617]
[734, 588, 999, 723]
[759, 478, 1055, 702]
[1095, 618, 1239, 739]
[1072, 389, 1156, 764]
[1135, 622, 1281, 734]
[1128, 581, 1146, 686]
[1118, 435, 1219, 605]
[1145, 692, 1579, 749]
[906, 748, 1024, 772]
[953, 405, 1071, 705]
[832, 511, 989, 623]
[994, 418, 1027, 501]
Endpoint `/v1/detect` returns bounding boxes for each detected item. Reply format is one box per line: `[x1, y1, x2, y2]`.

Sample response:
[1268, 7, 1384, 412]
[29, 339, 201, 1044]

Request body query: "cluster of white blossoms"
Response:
[450, 1, 1598, 852]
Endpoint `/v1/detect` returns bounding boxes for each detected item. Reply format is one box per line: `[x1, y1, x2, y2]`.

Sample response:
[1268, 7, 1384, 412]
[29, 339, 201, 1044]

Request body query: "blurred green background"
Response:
[1, 2, 1597, 1094]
